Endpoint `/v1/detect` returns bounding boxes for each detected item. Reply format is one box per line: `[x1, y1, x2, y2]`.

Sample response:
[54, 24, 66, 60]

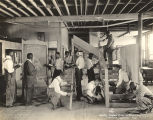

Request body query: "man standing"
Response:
[75, 51, 85, 100]
[23, 53, 37, 105]
[52, 52, 64, 80]
[87, 53, 96, 83]
[103, 31, 114, 68]
[3, 49, 18, 107]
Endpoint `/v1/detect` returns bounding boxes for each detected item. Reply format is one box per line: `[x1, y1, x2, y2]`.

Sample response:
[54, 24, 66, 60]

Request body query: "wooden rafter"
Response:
[119, 0, 132, 14]
[17, 0, 38, 16]
[110, 0, 120, 14]
[6, 0, 29, 16]
[63, 0, 70, 15]
[102, 0, 110, 14]
[28, 0, 46, 16]
[40, 0, 54, 16]
[51, 0, 62, 16]
[93, 0, 99, 15]
[85, 0, 88, 15]
[128, 0, 142, 13]
[0, 1, 21, 17]
[137, 0, 153, 13]
[80, 0, 83, 15]
[146, 5, 153, 12]
[74, 0, 78, 15]
[0, 8, 14, 17]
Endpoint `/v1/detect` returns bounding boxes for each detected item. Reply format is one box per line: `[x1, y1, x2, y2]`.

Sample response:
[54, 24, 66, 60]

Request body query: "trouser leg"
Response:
[75, 68, 82, 100]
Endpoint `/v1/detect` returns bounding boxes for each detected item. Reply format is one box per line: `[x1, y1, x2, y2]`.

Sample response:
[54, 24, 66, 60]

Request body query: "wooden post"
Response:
[69, 39, 74, 110]
[69, 68, 73, 110]
[98, 47, 109, 107]
[137, 13, 143, 100]
[104, 68, 109, 108]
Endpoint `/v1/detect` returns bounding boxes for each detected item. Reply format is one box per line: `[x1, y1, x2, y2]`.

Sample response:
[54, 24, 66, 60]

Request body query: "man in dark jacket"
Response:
[23, 53, 37, 105]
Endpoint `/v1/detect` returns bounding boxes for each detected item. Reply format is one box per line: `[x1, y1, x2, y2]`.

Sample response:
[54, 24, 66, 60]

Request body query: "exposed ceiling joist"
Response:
[5, 12, 153, 23]
[110, 0, 120, 14]
[0, 8, 14, 17]
[93, 0, 99, 15]
[6, 0, 30, 16]
[51, 0, 62, 16]
[40, 0, 54, 16]
[119, 0, 132, 14]
[74, 0, 78, 15]
[63, 0, 70, 15]
[28, 0, 46, 16]
[137, 0, 153, 13]
[0, 2, 21, 17]
[102, 0, 110, 14]
[17, 0, 38, 16]
[128, 0, 142, 13]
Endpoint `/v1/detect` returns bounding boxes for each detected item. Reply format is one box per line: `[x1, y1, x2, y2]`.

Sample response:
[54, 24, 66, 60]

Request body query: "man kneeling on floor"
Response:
[128, 82, 153, 114]
[48, 70, 71, 110]
[83, 80, 104, 104]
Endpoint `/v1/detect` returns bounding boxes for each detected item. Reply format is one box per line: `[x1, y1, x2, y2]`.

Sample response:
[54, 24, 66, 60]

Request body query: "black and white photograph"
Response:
[0, 0, 153, 120]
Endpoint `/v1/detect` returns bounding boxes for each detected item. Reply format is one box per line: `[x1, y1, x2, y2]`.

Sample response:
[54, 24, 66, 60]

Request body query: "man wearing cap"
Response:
[75, 51, 85, 100]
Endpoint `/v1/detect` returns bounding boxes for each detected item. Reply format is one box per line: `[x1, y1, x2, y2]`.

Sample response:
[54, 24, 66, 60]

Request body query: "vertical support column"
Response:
[99, 47, 109, 107]
[145, 33, 149, 62]
[105, 68, 109, 108]
[137, 13, 143, 100]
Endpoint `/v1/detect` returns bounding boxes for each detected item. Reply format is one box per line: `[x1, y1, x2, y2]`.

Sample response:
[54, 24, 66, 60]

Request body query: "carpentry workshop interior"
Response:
[0, 0, 153, 120]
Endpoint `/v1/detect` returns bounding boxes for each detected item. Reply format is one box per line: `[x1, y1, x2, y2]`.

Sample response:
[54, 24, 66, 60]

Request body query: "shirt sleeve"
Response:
[54, 80, 67, 96]
[4, 60, 14, 73]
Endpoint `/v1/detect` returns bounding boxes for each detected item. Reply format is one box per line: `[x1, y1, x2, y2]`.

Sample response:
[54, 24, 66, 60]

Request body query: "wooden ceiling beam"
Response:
[4, 12, 153, 23]
[51, 0, 62, 16]
[0, 1, 21, 17]
[119, 0, 132, 14]
[40, 0, 54, 16]
[63, 0, 70, 15]
[6, 0, 29, 16]
[102, 0, 110, 14]
[74, 0, 78, 15]
[93, 0, 99, 15]
[110, 0, 120, 14]
[137, 0, 153, 13]
[0, 8, 14, 17]
[67, 20, 137, 28]
[17, 0, 38, 16]
[28, 0, 46, 16]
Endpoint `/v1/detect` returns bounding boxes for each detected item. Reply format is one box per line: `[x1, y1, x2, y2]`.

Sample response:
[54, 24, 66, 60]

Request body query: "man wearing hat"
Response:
[75, 51, 85, 101]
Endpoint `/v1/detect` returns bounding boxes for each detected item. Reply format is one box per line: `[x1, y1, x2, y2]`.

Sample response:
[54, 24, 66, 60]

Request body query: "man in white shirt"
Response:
[48, 71, 71, 109]
[84, 80, 104, 103]
[52, 52, 64, 80]
[115, 66, 130, 94]
[75, 51, 85, 100]
[3, 49, 17, 107]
